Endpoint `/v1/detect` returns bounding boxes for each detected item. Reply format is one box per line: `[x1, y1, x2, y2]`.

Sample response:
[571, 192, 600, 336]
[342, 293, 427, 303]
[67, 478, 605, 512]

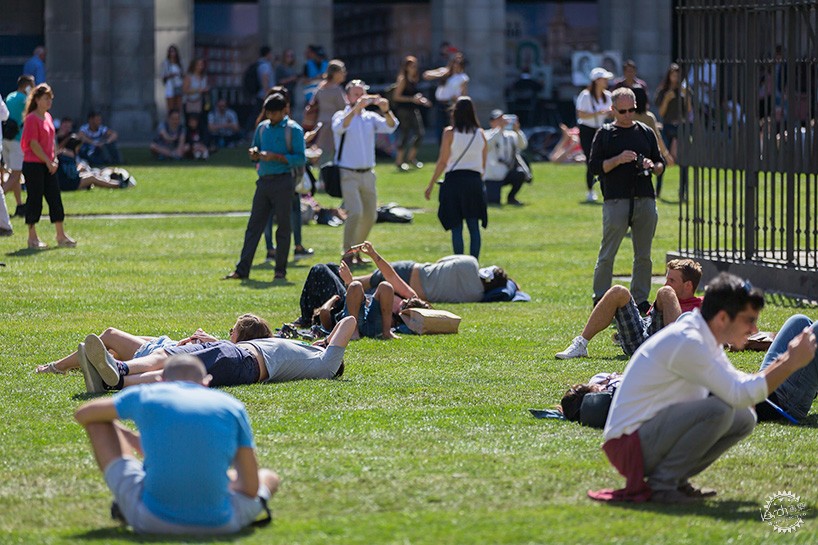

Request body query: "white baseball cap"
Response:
[589, 67, 614, 81]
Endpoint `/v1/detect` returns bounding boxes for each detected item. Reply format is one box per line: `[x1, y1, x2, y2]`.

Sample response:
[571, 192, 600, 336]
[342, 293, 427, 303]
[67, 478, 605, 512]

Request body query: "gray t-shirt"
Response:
[243, 338, 343, 382]
[417, 255, 484, 303]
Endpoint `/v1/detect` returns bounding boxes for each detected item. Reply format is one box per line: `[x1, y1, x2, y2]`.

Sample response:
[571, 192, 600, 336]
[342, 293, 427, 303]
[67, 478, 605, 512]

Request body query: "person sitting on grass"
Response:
[315, 242, 431, 340]
[74, 354, 280, 535]
[149, 109, 186, 160]
[78, 315, 356, 393]
[36, 315, 264, 375]
[589, 273, 816, 504]
[556, 259, 702, 359]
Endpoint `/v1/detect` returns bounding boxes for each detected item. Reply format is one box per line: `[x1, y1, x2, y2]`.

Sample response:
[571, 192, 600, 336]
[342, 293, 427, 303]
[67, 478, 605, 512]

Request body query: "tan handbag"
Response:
[399, 308, 462, 335]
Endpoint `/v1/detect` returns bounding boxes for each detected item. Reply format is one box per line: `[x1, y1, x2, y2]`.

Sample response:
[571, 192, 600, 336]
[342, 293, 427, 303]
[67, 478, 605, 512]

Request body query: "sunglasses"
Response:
[616, 107, 637, 114]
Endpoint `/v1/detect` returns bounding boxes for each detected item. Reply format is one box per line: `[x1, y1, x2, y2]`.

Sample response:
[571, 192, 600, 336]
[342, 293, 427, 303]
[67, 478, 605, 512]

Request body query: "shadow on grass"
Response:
[72, 524, 258, 542]
[239, 277, 291, 289]
[5, 246, 57, 257]
[578, 200, 603, 206]
[606, 498, 808, 522]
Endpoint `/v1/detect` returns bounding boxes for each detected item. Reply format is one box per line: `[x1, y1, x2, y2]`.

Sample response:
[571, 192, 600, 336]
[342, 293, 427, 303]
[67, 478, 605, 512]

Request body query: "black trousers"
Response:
[22, 161, 65, 225]
[235, 173, 294, 277]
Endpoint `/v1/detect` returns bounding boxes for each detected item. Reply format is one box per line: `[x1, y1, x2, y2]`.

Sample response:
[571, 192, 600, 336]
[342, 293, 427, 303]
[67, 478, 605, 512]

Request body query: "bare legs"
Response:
[38, 328, 155, 374]
[580, 285, 632, 342]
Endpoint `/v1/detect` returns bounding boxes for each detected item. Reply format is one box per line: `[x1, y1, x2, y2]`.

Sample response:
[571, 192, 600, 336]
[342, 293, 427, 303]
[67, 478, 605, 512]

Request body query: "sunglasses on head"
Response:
[616, 107, 637, 114]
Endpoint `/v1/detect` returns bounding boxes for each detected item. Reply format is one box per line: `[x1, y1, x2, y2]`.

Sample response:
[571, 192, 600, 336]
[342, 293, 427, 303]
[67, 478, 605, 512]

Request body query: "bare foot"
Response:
[382, 331, 401, 340]
[339, 260, 353, 284]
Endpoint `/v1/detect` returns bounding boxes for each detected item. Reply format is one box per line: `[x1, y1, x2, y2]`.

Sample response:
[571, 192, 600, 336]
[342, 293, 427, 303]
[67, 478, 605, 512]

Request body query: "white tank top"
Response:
[446, 129, 484, 173]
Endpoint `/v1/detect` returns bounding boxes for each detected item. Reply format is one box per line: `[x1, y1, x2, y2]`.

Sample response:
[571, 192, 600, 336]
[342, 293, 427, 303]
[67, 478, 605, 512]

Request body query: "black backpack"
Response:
[2, 119, 19, 140]
[242, 61, 261, 100]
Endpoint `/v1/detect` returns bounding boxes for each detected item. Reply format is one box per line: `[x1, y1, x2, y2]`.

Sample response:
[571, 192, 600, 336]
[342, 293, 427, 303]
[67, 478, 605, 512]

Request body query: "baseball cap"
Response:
[490, 109, 504, 120]
[589, 67, 614, 81]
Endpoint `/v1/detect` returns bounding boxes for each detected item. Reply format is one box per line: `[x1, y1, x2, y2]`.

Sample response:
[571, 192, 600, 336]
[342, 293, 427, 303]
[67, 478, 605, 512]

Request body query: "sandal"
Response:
[36, 362, 66, 374]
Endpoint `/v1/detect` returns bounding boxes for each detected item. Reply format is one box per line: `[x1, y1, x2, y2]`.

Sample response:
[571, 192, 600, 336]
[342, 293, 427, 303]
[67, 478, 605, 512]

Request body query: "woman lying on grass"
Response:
[36, 314, 269, 375]
[77, 315, 357, 393]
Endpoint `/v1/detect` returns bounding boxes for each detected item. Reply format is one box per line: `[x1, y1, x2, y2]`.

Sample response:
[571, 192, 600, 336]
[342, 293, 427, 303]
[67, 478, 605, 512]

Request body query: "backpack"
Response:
[2, 118, 19, 140]
[242, 60, 262, 99]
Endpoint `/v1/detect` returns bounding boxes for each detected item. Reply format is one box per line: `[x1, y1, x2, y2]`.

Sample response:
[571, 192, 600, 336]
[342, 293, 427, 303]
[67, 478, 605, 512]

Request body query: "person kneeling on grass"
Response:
[589, 273, 816, 504]
[75, 354, 280, 535]
[36, 314, 267, 375]
[556, 259, 702, 359]
[78, 315, 356, 393]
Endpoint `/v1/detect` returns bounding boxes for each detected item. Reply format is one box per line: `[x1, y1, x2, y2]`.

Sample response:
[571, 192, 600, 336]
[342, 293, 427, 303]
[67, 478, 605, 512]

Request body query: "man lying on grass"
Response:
[78, 314, 356, 393]
[589, 273, 816, 504]
[75, 355, 280, 535]
[36, 314, 269, 375]
[556, 259, 702, 360]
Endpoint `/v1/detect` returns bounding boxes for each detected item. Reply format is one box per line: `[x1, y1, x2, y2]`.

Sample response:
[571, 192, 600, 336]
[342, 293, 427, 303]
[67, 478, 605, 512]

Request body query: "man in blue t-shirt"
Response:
[74, 355, 280, 535]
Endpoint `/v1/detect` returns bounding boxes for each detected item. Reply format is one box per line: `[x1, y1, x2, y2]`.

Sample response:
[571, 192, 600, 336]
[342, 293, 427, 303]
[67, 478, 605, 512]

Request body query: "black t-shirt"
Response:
[588, 122, 661, 200]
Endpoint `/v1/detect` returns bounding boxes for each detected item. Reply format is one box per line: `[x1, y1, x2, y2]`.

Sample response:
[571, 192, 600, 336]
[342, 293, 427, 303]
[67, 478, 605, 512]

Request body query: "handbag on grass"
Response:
[320, 132, 346, 198]
[399, 308, 462, 335]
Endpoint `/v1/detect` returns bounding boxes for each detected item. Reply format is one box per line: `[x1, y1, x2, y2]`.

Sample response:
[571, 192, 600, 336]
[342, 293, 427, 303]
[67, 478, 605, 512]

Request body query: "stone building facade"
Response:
[5, 0, 672, 140]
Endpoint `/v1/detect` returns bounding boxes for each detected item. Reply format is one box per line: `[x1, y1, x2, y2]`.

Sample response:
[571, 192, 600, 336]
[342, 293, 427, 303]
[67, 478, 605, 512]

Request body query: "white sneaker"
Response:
[556, 336, 589, 359]
[586, 190, 598, 202]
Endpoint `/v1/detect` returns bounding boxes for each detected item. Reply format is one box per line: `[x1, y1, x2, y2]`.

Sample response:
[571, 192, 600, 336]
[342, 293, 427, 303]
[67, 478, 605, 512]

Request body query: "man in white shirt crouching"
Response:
[590, 272, 816, 504]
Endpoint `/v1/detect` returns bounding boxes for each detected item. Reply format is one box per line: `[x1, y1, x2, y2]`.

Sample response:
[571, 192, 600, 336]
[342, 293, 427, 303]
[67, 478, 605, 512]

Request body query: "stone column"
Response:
[96, 0, 156, 140]
[430, 0, 505, 121]
[598, 0, 673, 92]
[44, 0, 86, 121]
[155, 0, 194, 120]
[259, 0, 333, 110]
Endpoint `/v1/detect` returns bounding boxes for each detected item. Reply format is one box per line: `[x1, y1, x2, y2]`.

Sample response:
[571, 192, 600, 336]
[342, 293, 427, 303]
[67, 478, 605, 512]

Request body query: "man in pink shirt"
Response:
[557, 259, 703, 359]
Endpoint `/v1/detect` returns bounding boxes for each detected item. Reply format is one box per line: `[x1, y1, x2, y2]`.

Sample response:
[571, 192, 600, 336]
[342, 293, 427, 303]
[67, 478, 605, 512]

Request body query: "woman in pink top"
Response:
[21, 83, 75, 248]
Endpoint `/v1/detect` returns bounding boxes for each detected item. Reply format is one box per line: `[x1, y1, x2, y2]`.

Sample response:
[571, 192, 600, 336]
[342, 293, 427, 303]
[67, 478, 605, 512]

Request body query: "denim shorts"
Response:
[134, 336, 178, 359]
[340, 295, 384, 338]
[104, 457, 267, 535]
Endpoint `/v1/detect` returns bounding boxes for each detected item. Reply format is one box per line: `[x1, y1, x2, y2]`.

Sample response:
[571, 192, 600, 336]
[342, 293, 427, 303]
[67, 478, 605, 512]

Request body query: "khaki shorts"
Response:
[104, 457, 267, 535]
[2, 139, 23, 171]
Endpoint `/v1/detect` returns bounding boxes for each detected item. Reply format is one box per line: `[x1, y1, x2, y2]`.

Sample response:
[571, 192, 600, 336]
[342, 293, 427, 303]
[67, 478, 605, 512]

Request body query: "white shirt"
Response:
[435, 73, 469, 102]
[484, 127, 527, 181]
[446, 130, 484, 174]
[331, 107, 398, 169]
[603, 310, 768, 441]
[575, 89, 612, 129]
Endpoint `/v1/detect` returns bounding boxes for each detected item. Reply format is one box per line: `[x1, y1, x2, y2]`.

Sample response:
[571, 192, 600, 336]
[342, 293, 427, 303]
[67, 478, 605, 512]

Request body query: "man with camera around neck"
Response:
[588, 87, 664, 314]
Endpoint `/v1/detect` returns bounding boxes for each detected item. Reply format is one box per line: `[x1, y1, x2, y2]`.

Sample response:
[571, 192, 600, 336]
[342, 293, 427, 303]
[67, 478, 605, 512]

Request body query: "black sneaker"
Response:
[14, 204, 26, 217]
[110, 501, 126, 524]
[294, 246, 314, 261]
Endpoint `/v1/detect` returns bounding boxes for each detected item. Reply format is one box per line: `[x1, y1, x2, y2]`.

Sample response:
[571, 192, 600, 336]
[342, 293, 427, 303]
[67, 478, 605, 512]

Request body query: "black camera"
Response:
[635, 154, 651, 177]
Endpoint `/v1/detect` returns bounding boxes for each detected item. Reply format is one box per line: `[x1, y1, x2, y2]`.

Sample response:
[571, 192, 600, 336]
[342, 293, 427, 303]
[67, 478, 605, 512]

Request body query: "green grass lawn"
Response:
[0, 149, 815, 544]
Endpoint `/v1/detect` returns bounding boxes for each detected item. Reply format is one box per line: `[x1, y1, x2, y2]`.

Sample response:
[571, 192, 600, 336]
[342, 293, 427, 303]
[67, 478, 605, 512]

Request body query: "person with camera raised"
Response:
[483, 109, 528, 206]
[588, 87, 664, 314]
[331, 79, 398, 266]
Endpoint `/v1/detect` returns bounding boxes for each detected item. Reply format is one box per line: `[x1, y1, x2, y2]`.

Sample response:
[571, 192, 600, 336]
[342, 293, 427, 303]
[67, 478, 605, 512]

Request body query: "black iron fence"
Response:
[673, 0, 817, 298]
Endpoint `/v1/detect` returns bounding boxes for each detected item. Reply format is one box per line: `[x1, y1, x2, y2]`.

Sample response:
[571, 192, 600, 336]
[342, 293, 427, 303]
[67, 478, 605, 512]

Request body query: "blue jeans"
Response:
[759, 314, 818, 420]
[451, 217, 481, 259]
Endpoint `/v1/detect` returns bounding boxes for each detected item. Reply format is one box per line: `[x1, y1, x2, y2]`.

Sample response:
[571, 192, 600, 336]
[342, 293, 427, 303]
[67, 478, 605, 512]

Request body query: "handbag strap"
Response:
[335, 132, 346, 163]
[449, 129, 478, 171]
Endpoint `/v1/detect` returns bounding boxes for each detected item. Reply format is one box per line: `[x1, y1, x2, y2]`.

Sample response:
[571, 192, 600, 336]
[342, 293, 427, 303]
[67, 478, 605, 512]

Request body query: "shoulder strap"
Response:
[285, 123, 292, 153]
[335, 132, 346, 163]
[450, 130, 478, 171]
